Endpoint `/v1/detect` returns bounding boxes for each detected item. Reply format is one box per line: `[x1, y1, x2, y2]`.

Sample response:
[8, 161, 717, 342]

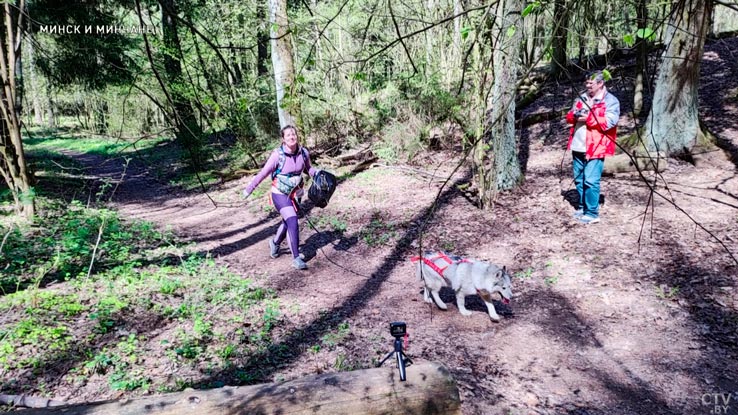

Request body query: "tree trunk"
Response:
[643, 0, 713, 155]
[160, 0, 204, 169]
[27, 38, 43, 125]
[269, 0, 299, 128]
[476, 0, 524, 211]
[453, 0, 462, 65]
[550, 0, 569, 76]
[228, 41, 244, 87]
[91, 97, 108, 134]
[257, 4, 269, 77]
[632, 0, 648, 117]
[17, 362, 461, 415]
[0, 1, 34, 219]
[45, 83, 55, 128]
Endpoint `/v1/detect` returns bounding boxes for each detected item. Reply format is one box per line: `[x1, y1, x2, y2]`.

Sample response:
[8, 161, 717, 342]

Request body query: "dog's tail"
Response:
[411, 256, 427, 282]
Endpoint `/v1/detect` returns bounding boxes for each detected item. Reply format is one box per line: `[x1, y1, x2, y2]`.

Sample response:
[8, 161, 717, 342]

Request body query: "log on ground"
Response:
[604, 152, 668, 174]
[19, 361, 461, 415]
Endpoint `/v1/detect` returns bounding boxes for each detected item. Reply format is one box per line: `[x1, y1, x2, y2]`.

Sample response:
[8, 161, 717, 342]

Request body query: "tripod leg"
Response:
[401, 352, 413, 366]
[377, 351, 394, 368]
[395, 351, 406, 381]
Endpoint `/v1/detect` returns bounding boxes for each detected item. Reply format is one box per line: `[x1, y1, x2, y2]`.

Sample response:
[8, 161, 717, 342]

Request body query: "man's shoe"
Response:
[579, 215, 600, 224]
[269, 240, 280, 258]
[292, 257, 308, 270]
[572, 209, 584, 219]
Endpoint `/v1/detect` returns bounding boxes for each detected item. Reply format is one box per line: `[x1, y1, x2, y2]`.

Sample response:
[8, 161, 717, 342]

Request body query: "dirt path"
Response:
[71, 38, 738, 415]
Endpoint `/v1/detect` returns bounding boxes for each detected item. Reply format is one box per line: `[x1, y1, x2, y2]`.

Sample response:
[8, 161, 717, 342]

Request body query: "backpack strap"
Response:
[272, 146, 309, 179]
[272, 147, 287, 179]
[300, 147, 309, 175]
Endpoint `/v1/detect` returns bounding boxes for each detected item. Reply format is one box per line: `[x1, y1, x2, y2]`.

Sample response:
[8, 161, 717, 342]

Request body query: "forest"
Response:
[1, 0, 738, 413]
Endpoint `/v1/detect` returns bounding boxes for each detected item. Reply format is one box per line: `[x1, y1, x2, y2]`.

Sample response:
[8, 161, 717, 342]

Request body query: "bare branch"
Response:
[388, 0, 418, 76]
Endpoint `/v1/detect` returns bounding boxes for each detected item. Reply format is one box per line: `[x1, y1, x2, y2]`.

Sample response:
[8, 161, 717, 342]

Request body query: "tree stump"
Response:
[19, 361, 461, 415]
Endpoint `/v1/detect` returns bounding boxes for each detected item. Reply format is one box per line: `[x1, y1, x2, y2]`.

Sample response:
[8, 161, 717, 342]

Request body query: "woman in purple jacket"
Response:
[243, 125, 318, 270]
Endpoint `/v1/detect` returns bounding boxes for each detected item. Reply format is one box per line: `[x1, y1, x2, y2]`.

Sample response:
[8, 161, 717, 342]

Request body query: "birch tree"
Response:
[269, 0, 300, 128]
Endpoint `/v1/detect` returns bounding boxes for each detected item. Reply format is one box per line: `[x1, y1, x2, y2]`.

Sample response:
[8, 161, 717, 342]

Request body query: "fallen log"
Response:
[0, 394, 64, 409]
[19, 361, 460, 415]
[604, 152, 668, 174]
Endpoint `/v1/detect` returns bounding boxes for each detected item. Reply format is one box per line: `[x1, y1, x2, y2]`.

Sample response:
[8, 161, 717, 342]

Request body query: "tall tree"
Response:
[476, 0, 524, 210]
[550, 0, 570, 76]
[269, 0, 300, 128]
[0, 0, 34, 219]
[26, 37, 43, 125]
[160, 0, 205, 168]
[257, 3, 269, 78]
[643, 0, 713, 155]
[632, 0, 649, 117]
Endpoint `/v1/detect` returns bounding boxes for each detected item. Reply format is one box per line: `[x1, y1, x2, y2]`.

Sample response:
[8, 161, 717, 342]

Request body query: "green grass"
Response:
[24, 130, 166, 157]
[655, 284, 680, 300]
[313, 213, 348, 233]
[0, 198, 281, 395]
[320, 321, 351, 348]
[358, 211, 398, 247]
[515, 267, 534, 279]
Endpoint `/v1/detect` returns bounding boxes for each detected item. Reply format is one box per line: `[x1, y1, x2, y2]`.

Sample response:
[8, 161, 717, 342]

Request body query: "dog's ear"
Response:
[496, 266, 506, 279]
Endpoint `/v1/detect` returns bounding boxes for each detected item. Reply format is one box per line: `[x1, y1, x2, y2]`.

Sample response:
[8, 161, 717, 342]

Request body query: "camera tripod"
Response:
[377, 335, 413, 381]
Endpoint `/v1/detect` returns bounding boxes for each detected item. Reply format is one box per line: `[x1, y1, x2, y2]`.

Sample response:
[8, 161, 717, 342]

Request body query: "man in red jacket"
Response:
[565, 71, 620, 224]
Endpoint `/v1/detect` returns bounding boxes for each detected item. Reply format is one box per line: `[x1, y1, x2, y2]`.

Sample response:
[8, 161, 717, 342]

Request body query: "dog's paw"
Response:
[459, 309, 472, 316]
[488, 314, 501, 322]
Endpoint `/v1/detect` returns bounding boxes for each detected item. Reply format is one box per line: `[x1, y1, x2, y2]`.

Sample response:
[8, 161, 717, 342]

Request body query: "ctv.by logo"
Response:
[702, 392, 734, 414]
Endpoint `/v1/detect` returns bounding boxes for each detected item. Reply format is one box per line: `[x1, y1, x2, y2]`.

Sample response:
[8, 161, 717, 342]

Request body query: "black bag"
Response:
[308, 170, 337, 208]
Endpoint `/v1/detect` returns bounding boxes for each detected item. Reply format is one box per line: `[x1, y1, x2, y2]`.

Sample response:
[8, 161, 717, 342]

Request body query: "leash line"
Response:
[299, 203, 375, 279]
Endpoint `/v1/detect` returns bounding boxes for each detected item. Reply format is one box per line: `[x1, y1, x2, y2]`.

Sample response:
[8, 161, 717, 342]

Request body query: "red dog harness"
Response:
[410, 252, 471, 284]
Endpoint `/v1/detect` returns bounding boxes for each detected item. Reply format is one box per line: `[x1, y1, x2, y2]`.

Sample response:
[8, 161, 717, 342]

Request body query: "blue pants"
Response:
[572, 151, 603, 218]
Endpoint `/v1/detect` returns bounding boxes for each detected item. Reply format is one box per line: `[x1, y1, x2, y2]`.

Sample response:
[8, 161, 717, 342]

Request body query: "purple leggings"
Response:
[271, 192, 300, 258]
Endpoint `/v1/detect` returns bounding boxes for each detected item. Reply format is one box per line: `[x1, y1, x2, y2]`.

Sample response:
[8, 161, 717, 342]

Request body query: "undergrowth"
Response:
[0, 198, 281, 398]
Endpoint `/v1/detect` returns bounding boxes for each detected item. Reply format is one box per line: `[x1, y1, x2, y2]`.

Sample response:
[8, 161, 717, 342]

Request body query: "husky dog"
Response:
[414, 252, 513, 321]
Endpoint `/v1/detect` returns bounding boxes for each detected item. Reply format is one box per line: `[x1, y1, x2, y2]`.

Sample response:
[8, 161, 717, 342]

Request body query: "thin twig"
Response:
[108, 157, 131, 203]
[86, 215, 107, 282]
[0, 225, 13, 254]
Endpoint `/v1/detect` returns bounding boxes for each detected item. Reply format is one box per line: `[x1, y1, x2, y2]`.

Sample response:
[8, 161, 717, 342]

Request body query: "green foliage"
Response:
[655, 285, 680, 300]
[24, 132, 165, 158]
[0, 317, 72, 370]
[522, 1, 542, 17]
[544, 276, 559, 286]
[601, 69, 612, 82]
[515, 267, 534, 279]
[31, 0, 139, 89]
[0, 199, 280, 396]
[0, 200, 166, 291]
[313, 214, 348, 233]
[359, 212, 398, 247]
[320, 321, 351, 348]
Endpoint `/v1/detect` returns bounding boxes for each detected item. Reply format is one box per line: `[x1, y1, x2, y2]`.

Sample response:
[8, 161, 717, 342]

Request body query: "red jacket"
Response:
[566, 92, 619, 159]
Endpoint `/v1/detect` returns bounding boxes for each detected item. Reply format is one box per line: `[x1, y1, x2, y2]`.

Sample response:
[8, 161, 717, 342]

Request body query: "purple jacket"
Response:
[245, 145, 317, 194]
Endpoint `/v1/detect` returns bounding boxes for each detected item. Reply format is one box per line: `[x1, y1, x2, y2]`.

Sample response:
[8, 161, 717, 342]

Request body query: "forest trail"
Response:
[68, 38, 738, 415]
